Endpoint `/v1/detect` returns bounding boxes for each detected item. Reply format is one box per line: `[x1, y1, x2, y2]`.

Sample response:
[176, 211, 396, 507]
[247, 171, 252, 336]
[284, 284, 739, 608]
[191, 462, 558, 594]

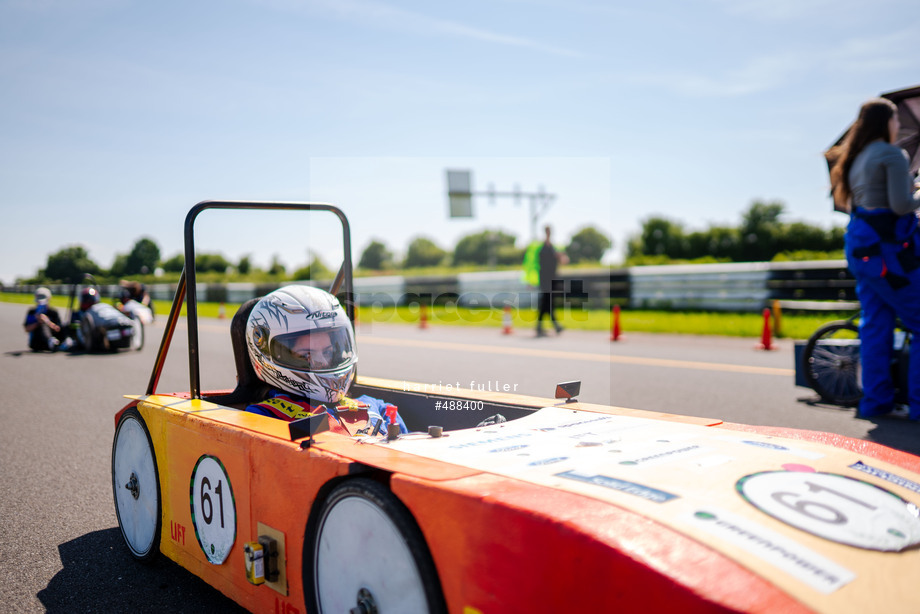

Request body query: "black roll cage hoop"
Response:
[145, 201, 354, 400]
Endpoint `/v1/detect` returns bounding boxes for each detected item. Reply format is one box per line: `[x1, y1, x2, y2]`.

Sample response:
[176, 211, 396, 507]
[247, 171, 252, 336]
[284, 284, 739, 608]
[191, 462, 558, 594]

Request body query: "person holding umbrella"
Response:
[828, 97, 920, 419]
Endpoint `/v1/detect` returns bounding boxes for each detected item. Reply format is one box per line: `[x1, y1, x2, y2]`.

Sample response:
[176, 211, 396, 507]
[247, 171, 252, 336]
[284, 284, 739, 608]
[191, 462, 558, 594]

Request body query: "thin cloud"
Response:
[707, 0, 896, 21]
[3, 0, 127, 13]
[628, 51, 807, 98]
[252, 0, 585, 58]
[626, 28, 915, 99]
[823, 29, 917, 72]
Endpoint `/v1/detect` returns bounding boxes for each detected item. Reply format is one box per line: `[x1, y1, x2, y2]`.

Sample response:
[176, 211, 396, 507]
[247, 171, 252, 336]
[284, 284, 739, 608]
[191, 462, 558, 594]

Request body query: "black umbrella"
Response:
[826, 84, 920, 212]
[887, 85, 920, 175]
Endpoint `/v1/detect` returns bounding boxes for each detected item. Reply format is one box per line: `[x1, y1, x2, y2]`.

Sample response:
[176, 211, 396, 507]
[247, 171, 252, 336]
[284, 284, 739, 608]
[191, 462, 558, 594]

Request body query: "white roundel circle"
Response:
[737, 470, 920, 551]
[190, 455, 236, 564]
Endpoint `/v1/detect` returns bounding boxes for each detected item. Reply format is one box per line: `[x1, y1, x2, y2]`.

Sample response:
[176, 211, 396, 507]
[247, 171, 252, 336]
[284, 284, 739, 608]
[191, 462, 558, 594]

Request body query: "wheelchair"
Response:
[802, 313, 910, 407]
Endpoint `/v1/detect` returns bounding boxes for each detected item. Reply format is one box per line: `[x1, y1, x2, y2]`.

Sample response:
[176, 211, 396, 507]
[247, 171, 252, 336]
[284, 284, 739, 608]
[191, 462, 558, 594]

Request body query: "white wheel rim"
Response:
[132, 320, 143, 350]
[113, 416, 158, 557]
[315, 495, 427, 613]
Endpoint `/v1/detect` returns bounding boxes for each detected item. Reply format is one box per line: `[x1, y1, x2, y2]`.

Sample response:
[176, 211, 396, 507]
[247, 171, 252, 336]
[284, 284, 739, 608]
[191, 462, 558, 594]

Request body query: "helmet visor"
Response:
[270, 327, 355, 372]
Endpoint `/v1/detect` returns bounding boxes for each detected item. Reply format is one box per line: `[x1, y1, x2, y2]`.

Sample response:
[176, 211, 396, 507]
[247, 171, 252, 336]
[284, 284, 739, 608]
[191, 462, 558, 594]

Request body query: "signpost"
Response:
[445, 169, 556, 241]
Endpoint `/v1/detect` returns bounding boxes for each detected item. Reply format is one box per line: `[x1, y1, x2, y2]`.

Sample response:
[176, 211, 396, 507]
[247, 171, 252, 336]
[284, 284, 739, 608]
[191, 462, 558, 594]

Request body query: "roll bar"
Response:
[146, 201, 354, 399]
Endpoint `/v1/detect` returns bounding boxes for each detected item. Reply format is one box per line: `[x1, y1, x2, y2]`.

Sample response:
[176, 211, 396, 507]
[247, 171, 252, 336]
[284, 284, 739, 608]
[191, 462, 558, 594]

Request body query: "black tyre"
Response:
[81, 311, 97, 353]
[307, 478, 446, 614]
[112, 408, 161, 562]
[803, 319, 862, 406]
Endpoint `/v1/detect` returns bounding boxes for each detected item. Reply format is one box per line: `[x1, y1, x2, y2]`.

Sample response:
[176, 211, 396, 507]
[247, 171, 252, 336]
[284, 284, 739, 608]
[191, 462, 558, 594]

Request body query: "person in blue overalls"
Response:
[828, 97, 920, 419]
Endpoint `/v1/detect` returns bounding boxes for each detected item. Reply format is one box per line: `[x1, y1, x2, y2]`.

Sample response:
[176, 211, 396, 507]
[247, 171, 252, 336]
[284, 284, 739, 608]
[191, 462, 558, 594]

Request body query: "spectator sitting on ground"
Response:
[23, 287, 63, 352]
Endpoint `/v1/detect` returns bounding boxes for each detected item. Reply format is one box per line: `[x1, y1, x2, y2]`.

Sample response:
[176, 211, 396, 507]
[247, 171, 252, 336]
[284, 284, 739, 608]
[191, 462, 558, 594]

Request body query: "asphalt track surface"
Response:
[3, 301, 920, 613]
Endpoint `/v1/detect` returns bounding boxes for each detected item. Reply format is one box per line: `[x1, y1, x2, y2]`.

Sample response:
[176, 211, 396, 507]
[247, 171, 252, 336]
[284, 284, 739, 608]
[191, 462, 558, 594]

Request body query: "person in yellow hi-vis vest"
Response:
[525, 226, 568, 337]
[244, 285, 407, 434]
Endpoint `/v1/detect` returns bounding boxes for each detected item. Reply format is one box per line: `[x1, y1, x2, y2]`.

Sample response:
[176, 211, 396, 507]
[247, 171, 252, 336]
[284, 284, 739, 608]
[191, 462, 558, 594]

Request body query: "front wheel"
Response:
[803, 319, 862, 406]
[81, 311, 97, 353]
[308, 478, 446, 614]
[112, 408, 161, 562]
[130, 318, 144, 351]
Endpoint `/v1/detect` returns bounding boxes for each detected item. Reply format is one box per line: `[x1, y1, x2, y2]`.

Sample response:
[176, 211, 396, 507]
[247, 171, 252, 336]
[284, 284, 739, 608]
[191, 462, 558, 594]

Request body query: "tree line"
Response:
[358, 226, 611, 270]
[19, 201, 842, 285]
[19, 225, 613, 285]
[626, 201, 845, 264]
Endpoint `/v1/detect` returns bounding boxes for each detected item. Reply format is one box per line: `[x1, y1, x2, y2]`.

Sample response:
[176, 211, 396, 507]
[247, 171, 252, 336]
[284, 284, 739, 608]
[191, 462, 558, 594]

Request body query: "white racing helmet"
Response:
[246, 285, 357, 403]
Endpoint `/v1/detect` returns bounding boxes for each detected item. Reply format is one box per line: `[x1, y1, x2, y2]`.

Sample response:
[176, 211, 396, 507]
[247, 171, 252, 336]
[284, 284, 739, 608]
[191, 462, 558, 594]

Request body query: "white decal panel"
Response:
[376, 407, 920, 610]
[190, 455, 237, 564]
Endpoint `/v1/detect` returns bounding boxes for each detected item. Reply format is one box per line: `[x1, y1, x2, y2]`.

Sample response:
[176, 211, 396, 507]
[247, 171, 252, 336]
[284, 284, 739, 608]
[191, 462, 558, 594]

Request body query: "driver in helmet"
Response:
[65, 287, 101, 350]
[244, 285, 407, 436]
[80, 287, 99, 311]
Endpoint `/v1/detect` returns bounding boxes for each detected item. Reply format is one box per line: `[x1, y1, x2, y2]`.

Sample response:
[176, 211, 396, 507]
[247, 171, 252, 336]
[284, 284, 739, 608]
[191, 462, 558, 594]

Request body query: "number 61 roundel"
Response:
[737, 471, 920, 552]
[190, 455, 237, 564]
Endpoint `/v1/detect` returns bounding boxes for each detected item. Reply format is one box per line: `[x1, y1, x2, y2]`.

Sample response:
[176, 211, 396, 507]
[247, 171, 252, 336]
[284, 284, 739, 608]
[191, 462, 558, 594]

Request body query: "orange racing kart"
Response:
[112, 202, 920, 614]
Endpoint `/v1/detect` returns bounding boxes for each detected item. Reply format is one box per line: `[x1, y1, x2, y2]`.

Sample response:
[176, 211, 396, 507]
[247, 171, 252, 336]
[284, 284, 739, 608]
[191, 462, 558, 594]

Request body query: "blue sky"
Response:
[1, 0, 917, 285]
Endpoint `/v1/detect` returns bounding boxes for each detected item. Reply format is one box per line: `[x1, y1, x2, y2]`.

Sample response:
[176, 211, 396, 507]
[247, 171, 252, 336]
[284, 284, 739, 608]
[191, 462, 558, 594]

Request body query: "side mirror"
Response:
[555, 381, 581, 403]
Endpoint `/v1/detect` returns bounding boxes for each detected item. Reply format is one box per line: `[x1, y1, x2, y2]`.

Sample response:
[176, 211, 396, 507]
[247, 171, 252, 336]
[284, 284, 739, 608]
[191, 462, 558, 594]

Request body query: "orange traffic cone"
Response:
[758, 307, 774, 350]
[502, 305, 513, 335]
[611, 305, 621, 341]
[218, 303, 226, 319]
[420, 304, 429, 330]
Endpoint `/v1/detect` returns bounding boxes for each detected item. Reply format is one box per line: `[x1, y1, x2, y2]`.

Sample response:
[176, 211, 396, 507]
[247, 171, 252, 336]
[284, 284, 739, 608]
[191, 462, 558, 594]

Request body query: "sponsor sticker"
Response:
[557, 470, 678, 503]
[616, 443, 708, 467]
[686, 507, 855, 594]
[714, 436, 824, 460]
[849, 461, 920, 495]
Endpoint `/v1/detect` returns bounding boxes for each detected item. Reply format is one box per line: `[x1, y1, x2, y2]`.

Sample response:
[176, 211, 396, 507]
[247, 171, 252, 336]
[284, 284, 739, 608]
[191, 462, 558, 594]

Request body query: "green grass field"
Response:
[356, 304, 849, 340]
[1, 291, 850, 340]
